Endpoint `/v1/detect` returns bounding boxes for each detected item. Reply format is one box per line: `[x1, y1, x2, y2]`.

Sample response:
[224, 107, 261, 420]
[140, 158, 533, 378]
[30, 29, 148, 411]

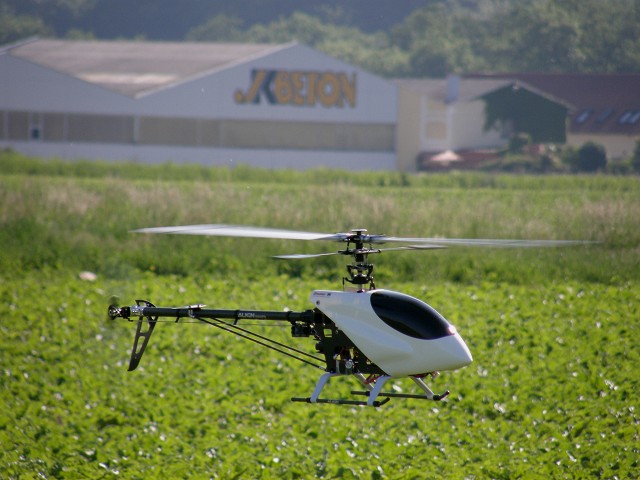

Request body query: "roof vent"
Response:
[446, 75, 460, 103]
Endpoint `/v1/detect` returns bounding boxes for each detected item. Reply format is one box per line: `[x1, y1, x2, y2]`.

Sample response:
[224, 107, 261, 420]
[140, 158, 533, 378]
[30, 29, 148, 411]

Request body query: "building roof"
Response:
[396, 77, 511, 102]
[2, 38, 292, 97]
[466, 73, 640, 135]
[395, 76, 571, 107]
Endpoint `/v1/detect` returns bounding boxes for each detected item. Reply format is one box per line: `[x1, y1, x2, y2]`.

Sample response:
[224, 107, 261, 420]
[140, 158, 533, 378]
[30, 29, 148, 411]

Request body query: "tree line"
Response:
[2, 0, 639, 78]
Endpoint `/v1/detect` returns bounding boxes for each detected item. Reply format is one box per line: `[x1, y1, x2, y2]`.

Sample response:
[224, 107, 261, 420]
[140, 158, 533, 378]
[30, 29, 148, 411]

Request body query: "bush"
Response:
[507, 132, 533, 154]
[577, 141, 607, 172]
[631, 139, 640, 173]
[560, 142, 608, 173]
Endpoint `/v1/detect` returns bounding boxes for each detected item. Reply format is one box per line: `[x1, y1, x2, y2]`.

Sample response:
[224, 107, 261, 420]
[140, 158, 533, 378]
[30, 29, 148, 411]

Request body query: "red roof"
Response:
[466, 73, 640, 135]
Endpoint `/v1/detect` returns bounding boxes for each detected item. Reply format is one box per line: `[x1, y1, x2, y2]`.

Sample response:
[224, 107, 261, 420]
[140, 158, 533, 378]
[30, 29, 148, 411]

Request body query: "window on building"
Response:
[575, 108, 593, 124]
[618, 110, 636, 124]
[29, 112, 42, 141]
[596, 108, 614, 123]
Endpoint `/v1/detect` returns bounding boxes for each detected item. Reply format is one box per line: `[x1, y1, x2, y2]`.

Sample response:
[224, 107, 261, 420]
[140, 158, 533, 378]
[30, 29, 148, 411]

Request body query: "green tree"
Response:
[577, 141, 607, 172]
[393, 4, 481, 77]
[551, 0, 640, 72]
[0, 7, 51, 45]
[487, 1, 583, 72]
[390, 0, 640, 76]
[242, 12, 334, 45]
[479, 0, 640, 73]
[185, 14, 244, 42]
[240, 12, 409, 77]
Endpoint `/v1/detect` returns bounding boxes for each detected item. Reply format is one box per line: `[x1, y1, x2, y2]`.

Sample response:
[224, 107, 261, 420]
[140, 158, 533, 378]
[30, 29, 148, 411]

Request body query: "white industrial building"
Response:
[0, 38, 397, 170]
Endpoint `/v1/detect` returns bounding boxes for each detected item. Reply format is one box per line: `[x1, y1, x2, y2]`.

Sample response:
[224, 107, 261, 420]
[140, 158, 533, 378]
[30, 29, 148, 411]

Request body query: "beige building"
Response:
[395, 76, 570, 171]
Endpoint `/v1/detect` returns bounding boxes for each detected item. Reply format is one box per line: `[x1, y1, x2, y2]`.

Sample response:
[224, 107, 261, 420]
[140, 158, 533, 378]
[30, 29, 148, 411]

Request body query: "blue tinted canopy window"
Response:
[370, 291, 453, 340]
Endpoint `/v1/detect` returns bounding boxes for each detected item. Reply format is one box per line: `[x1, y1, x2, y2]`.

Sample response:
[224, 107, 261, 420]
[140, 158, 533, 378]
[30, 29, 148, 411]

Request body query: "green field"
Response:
[1, 153, 639, 478]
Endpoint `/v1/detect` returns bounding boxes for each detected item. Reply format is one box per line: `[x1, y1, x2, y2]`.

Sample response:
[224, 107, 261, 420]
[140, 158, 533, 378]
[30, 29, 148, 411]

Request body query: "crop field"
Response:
[1, 153, 639, 478]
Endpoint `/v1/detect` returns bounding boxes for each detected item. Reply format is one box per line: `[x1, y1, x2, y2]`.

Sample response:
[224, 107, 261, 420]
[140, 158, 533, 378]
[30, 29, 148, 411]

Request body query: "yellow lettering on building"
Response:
[290, 71, 305, 106]
[318, 73, 340, 107]
[234, 69, 357, 108]
[338, 73, 356, 108]
[305, 72, 318, 107]
[273, 71, 293, 104]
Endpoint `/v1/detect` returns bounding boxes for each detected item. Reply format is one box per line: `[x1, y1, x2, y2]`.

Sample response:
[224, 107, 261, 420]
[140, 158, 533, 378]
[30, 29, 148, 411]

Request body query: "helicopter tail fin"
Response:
[127, 300, 158, 371]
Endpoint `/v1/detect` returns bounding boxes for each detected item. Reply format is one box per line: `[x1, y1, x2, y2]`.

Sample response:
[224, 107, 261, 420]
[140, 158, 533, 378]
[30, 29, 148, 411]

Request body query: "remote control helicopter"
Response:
[108, 224, 587, 407]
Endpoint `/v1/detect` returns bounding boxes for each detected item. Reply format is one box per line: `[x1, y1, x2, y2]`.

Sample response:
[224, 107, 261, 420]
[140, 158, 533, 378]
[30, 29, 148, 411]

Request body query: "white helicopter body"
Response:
[311, 289, 473, 377]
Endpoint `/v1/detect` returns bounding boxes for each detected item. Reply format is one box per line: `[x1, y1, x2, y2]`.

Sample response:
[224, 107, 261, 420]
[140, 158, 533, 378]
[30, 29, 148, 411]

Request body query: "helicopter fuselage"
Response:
[311, 289, 473, 377]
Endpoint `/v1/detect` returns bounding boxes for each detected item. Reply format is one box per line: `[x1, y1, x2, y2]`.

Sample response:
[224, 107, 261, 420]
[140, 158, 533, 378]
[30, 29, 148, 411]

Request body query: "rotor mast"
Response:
[342, 229, 378, 292]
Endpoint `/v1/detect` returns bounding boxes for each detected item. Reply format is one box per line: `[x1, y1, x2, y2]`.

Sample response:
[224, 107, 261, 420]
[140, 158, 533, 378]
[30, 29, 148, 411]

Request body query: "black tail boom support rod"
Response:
[108, 301, 320, 371]
[109, 303, 316, 323]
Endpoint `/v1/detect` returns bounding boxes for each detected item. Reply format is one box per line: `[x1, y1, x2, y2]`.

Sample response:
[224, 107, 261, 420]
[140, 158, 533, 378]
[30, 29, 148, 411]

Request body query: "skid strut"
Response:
[291, 373, 391, 407]
[292, 371, 451, 407]
[351, 375, 450, 402]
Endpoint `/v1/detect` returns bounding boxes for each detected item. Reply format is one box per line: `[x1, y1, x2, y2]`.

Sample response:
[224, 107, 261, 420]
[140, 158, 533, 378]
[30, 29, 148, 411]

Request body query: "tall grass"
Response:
[2, 151, 639, 285]
[3, 149, 638, 191]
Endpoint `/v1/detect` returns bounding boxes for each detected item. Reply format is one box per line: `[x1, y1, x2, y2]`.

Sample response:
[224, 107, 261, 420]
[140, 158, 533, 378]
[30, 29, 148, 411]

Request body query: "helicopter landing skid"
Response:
[291, 373, 449, 407]
[292, 372, 392, 407]
[352, 376, 450, 402]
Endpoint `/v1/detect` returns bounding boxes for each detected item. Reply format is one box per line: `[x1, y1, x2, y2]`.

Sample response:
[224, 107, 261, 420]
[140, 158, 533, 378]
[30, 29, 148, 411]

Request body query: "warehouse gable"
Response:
[5, 38, 294, 97]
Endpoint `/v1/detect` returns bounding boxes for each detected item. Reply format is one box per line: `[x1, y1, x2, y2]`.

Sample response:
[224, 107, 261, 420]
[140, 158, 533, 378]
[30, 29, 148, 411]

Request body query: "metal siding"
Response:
[67, 114, 134, 143]
[219, 119, 393, 151]
[134, 116, 394, 151]
[43, 113, 66, 141]
[7, 111, 29, 140]
[138, 116, 200, 146]
[0, 55, 135, 114]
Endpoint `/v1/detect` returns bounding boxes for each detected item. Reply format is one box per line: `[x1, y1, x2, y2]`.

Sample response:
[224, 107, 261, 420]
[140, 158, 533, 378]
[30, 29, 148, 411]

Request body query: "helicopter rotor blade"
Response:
[274, 252, 342, 260]
[132, 224, 592, 248]
[132, 224, 346, 241]
[379, 237, 592, 247]
[378, 244, 447, 252]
